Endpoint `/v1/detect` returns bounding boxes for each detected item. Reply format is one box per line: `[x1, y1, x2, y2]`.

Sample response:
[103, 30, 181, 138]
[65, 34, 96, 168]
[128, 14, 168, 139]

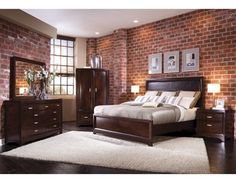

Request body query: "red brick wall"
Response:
[0, 17, 50, 138]
[87, 9, 236, 138]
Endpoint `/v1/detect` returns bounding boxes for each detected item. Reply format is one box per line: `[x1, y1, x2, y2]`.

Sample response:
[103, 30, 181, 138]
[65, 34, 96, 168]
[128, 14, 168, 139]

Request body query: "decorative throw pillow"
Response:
[134, 96, 144, 102]
[158, 95, 171, 103]
[160, 91, 177, 97]
[178, 91, 196, 97]
[151, 96, 160, 103]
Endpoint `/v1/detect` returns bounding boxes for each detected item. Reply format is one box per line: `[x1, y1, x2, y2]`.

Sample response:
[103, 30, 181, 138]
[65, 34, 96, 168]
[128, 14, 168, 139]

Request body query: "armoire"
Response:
[76, 68, 109, 126]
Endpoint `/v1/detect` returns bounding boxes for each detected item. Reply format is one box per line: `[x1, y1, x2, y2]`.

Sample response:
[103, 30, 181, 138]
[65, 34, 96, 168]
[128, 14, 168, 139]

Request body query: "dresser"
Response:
[4, 99, 62, 145]
[76, 68, 109, 126]
[196, 109, 234, 141]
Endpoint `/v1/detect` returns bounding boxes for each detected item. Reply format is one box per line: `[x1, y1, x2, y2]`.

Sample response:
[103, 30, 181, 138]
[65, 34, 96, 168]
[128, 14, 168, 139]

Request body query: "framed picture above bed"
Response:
[182, 48, 199, 72]
[164, 51, 179, 73]
[148, 53, 162, 74]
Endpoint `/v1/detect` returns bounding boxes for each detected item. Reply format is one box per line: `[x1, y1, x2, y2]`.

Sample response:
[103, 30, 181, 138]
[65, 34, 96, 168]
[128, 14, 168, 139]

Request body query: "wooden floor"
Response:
[0, 121, 235, 174]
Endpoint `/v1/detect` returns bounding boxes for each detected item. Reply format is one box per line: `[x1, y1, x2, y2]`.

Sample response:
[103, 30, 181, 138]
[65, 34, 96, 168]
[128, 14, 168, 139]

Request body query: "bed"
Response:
[93, 77, 204, 146]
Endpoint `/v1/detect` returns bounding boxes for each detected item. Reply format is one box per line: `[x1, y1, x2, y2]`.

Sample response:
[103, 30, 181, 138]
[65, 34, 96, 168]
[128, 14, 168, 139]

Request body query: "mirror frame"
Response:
[10, 56, 46, 100]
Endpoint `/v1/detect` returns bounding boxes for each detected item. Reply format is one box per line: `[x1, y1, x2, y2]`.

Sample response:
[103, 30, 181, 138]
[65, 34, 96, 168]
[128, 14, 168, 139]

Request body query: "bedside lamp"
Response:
[131, 85, 140, 97]
[207, 83, 220, 108]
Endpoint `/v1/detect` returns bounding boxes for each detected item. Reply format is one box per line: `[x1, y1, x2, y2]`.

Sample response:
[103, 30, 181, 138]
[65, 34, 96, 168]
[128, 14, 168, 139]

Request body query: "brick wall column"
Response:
[112, 29, 128, 104]
[86, 38, 97, 66]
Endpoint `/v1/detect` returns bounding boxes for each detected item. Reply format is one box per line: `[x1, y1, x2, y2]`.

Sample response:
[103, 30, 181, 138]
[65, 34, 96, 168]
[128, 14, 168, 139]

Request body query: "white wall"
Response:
[50, 37, 87, 122]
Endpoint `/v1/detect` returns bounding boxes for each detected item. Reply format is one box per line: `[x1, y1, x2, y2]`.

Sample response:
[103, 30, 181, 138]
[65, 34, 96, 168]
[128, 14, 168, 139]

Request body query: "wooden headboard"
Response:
[146, 77, 204, 107]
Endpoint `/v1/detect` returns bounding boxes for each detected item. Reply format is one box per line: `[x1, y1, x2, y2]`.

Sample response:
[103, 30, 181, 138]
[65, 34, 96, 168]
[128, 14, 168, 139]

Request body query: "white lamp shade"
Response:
[131, 85, 140, 93]
[207, 84, 220, 93]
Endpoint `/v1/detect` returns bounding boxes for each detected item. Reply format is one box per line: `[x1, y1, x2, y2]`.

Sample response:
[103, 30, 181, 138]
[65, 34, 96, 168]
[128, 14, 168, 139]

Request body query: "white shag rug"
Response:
[1, 131, 210, 173]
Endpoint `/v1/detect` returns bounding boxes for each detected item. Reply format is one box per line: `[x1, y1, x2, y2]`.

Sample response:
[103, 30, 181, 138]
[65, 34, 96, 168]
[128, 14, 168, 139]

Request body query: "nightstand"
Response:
[196, 109, 234, 142]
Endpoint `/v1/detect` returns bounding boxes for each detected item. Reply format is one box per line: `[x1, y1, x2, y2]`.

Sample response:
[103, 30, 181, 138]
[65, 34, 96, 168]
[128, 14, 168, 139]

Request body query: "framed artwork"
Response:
[148, 53, 162, 74]
[182, 48, 199, 72]
[164, 51, 179, 73]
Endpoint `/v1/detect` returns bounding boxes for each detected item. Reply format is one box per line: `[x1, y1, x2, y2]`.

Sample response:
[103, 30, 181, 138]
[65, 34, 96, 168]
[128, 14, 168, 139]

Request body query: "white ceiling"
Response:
[23, 9, 194, 38]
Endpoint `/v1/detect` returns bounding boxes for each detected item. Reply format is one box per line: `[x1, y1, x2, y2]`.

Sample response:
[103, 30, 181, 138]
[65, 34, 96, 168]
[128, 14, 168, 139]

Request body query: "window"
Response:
[50, 35, 75, 95]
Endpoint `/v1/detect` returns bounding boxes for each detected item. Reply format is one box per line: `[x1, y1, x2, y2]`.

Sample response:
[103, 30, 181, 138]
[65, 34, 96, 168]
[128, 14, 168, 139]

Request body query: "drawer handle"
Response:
[206, 116, 213, 119]
[34, 121, 39, 125]
[53, 111, 57, 114]
[34, 129, 39, 133]
[28, 107, 33, 110]
[34, 114, 38, 117]
[45, 105, 49, 108]
[56, 104, 60, 107]
[53, 118, 57, 121]
[53, 124, 57, 128]
[206, 124, 213, 127]
[84, 116, 88, 119]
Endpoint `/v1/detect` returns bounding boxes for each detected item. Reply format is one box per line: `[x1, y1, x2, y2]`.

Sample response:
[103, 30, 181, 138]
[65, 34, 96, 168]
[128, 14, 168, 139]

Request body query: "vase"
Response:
[90, 54, 102, 68]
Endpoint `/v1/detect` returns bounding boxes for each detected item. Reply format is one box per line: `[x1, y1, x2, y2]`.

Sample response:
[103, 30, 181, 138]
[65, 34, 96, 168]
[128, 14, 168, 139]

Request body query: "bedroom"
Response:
[0, 0, 236, 176]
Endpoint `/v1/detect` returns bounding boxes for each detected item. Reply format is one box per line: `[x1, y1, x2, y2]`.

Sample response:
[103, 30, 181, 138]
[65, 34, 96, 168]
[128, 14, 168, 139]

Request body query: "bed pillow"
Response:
[178, 91, 196, 97]
[178, 97, 195, 109]
[166, 96, 182, 105]
[190, 91, 201, 108]
[142, 102, 160, 108]
[134, 96, 144, 102]
[144, 91, 159, 97]
[158, 95, 171, 103]
[151, 96, 160, 103]
[160, 91, 177, 97]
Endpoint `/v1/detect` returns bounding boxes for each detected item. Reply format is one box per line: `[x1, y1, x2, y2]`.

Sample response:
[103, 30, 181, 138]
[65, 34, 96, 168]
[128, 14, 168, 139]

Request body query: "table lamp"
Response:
[131, 85, 140, 97]
[207, 83, 220, 108]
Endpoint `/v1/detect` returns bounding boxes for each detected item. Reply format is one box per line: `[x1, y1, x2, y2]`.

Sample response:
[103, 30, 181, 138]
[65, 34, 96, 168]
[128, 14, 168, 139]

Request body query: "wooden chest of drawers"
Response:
[196, 109, 234, 141]
[3, 99, 62, 145]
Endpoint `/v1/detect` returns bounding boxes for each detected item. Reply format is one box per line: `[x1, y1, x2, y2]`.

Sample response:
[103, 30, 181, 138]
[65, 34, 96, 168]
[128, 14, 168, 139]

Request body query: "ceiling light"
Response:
[133, 20, 139, 23]
[95, 32, 100, 35]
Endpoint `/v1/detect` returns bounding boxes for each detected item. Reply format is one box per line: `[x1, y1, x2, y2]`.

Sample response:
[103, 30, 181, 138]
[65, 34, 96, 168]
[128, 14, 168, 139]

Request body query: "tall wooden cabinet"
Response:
[76, 68, 109, 126]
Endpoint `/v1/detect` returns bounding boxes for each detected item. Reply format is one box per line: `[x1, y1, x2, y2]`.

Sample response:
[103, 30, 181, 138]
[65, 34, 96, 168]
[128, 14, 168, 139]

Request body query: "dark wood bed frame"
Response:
[93, 77, 204, 146]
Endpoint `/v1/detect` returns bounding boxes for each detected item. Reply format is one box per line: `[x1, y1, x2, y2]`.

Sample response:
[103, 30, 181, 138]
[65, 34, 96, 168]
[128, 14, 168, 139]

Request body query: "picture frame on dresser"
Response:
[164, 51, 179, 73]
[148, 53, 162, 74]
[182, 48, 199, 72]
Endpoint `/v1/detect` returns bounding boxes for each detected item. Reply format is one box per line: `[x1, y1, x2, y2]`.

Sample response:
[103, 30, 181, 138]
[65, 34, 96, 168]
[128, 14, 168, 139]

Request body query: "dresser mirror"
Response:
[10, 56, 46, 100]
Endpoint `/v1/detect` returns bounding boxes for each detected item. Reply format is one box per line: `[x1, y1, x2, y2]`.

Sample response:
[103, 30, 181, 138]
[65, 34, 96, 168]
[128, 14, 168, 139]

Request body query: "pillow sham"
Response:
[178, 91, 196, 97]
[151, 96, 160, 103]
[160, 91, 177, 97]
[144, 91, 159, 97]
[178, 97, 195, 109]
[142, 102, 160, 108]
[134, 95, 143, 102]
[166, 96, 182, 105]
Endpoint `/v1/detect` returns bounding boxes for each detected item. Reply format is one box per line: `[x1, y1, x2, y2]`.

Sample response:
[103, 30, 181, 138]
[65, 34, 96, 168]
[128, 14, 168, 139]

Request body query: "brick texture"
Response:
[87, 9, 236, 138]
[0, 17, 50, 138]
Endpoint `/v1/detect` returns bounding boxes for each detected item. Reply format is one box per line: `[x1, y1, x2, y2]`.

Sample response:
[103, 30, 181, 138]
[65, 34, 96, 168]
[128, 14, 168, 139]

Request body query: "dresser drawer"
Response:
[197, 120, 223, 134]
[78, 112, 93, 124]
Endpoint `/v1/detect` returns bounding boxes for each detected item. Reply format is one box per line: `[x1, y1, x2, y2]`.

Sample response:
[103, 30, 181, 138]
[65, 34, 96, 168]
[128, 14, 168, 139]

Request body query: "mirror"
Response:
[10, 56, 46, 100]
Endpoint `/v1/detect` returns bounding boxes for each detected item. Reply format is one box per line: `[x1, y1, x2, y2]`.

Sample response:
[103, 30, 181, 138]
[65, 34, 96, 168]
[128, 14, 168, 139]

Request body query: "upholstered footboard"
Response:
[93, 115, 153, 146]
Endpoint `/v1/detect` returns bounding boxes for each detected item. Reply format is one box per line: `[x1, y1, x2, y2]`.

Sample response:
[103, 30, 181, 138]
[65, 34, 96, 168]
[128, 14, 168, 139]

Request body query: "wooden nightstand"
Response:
[196, 109, 234, 142]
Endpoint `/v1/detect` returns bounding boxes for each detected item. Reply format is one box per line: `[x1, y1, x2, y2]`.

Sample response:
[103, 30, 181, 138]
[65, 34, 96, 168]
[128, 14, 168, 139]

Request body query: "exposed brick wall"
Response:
[0, 17, 50, 138]
[87, 9, 236, 138]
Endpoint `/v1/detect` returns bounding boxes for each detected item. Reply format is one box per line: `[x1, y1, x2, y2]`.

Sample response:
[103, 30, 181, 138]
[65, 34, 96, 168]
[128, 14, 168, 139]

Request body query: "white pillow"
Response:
[147, 96, 156, 102]
[141, 96, 151, 103]
[160, 91, 177, 97]
[166, 96, 182, 105]
[144, 91, 159, 97]
[142, 102, 160, 108]
[151, 96, 160, 103]
[134, 96, 143, 102]
[178, 91, 196, 97]
[158, 95, 171, 103]
[178, 97, 195, 109]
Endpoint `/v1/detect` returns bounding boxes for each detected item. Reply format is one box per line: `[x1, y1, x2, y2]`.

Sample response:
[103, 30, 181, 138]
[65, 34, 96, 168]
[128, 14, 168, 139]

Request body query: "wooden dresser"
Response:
[76, 68, 109, 126]
[3, 99, 62, 145]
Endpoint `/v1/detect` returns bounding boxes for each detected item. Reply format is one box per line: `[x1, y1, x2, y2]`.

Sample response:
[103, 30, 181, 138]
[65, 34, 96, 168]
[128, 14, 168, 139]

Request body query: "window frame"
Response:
[50, 35, 76, 95]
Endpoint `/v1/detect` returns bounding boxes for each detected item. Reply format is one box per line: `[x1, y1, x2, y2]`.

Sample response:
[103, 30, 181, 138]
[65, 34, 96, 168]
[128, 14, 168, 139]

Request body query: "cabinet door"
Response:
[94, 69, 108, 107]
[76, 69, 93, 112]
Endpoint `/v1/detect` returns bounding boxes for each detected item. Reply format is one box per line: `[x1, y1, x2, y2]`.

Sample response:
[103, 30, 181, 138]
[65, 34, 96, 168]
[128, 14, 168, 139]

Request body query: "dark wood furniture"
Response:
[196, 109, 234, 141]
[93, 77, 203, 146]
[3, 99, 62, 145]
[76, 68, 109, 126]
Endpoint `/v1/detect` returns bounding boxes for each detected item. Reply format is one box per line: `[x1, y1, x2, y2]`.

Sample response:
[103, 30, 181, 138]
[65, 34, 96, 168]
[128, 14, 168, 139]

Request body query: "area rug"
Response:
[1, 131, 210, 173]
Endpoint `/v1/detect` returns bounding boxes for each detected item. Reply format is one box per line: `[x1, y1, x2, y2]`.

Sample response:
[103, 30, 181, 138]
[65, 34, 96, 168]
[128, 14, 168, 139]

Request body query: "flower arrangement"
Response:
[24, 66, 55, 99]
